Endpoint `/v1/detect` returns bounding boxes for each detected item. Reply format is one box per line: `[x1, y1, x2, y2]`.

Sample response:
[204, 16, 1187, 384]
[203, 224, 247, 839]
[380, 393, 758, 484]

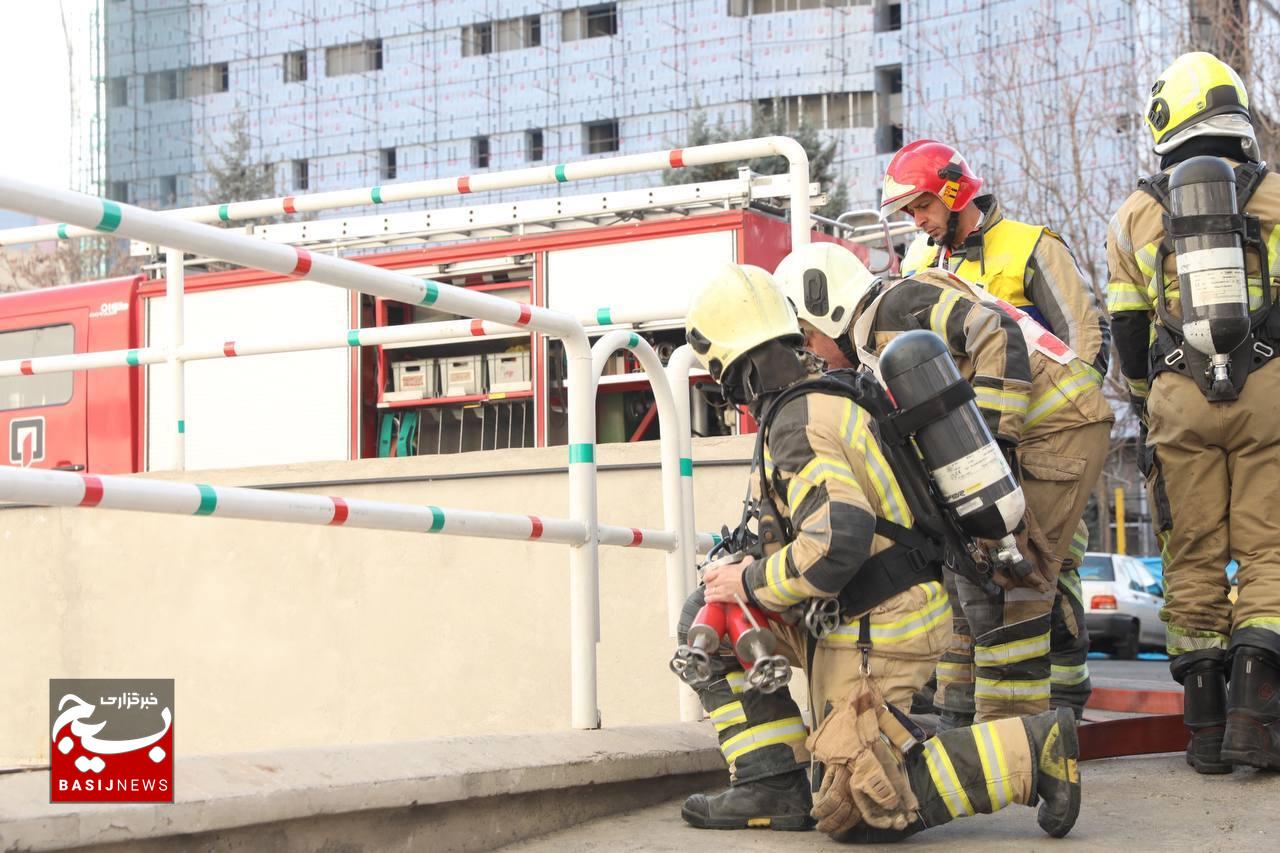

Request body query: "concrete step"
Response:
[0, 723, 723, 852]
[501, 754, 1280, 852]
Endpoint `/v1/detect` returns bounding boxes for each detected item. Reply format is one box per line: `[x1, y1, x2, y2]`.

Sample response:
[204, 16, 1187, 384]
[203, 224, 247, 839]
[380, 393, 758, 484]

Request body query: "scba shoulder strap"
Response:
[748, 371, 948, 620]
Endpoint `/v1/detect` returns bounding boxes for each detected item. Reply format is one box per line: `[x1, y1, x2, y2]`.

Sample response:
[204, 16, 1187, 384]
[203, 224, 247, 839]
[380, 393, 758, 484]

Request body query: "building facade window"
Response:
[471, 136, 491, 168]
[526, 129, 545, 162]
[563, 4, 618, 41]
[874, 64, 903, 154]
[158, 175, 178, 207]
[144, 69, 180, 102]
[187, 63, 230, 97]
[584, 119, 619, 154]
[107, 180, 129, 202]
[757, 91, 875, 131]
[284, 50, 307, 83]
[108, 77, 128, 107]
[292, 158, 310, 191]
[463, 16, 541, 56]
[380, 147, 397, 181]
[729, 0, 869, 13]
[873, 0, 902, 32]
[326, 39, 383, 76]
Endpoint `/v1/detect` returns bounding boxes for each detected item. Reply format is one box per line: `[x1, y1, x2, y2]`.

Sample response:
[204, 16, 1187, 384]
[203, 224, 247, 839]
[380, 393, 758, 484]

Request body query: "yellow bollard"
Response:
[1115, 486, 1126, 555]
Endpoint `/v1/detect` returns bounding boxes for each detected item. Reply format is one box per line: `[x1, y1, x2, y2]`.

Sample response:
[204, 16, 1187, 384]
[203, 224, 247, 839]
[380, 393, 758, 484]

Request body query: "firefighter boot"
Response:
[1171, 649, 1232, 774]
[1023, 706, 1081, 838]
[1222, 641, 1280, 770]
[681, 768, 815, 830]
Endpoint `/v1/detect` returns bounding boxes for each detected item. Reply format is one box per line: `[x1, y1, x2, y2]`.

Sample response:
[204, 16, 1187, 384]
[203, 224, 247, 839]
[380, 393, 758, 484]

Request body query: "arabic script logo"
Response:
[49, 678, 174, 803]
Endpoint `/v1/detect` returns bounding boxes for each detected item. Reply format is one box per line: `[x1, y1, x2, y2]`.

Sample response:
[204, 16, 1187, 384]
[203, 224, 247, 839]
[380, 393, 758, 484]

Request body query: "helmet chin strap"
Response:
[939, 210, 961, 260]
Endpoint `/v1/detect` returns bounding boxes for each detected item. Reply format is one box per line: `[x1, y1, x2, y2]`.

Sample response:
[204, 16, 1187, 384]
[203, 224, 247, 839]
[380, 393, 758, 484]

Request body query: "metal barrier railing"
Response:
[0, 136, 813, 251]
[0, 139, 800, 729]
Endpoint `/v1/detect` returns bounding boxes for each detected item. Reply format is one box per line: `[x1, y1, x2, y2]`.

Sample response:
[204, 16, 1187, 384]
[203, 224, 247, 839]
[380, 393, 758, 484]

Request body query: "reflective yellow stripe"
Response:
[929, 287, 963, 336]
[1051, 663, 1090, 686]
[709, 700, 748, 731]
[1165, 625, 1229, 655]
[975, 632, 1050, 666]
[825, 582, 951, 646]
[721, 717, 808, 763]
[973, 720, 1015, 809]
[1236, 617, 1280, 634]
[786, 456, 859, 508]
[936, 661, 973, 680]
[765, 549, 806, 605]
[1024, 364, 1098, 429]
[1059, 569, 1083, 602]
[974, 678, 1051, 701]
[922, 737, 975, 818]
[975, 386, 1030, 415]
[1106, 280, 1150, 313]
[862, 435, 911, 526]
[726, 671, 746, 694]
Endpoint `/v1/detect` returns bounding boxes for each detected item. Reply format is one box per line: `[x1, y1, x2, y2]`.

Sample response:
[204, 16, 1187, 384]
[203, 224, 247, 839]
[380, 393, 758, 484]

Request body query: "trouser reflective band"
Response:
[909, 717, 1032, 827]
[1065, 521, 1089, 570]
[720, 717, 809, 764]
[974, 615, 1052, 718]
[920, 734, 976, 818]
[1236, 617, 1280, 635]
[1050, 575, 1092, 717]
[1051, 664, 1090, 686]
[1167, 624, 1230, 656]
[710, 700, 748, 732]
[975, 632, 1051, 667]
[677, 587, 806, 785]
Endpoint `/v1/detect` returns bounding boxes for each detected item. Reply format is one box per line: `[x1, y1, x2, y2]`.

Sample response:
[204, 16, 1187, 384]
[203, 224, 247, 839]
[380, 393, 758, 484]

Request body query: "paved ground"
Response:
[503, 754, 1279, 852]
[507, 659, 1265, 852]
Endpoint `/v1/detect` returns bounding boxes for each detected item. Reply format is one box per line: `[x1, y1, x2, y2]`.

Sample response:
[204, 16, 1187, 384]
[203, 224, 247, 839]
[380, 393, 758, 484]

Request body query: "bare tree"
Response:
[902, 0, 1153, 551]
[0, 237, 136, 293]
[1177, 0, 1280, 164]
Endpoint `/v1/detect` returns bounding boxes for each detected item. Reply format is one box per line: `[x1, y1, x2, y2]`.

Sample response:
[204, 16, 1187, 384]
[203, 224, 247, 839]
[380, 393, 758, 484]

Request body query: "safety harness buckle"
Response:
[857, 615, 872, 675]
[1164, 347, 1184, 367]
[1255, 340, 1274, 359]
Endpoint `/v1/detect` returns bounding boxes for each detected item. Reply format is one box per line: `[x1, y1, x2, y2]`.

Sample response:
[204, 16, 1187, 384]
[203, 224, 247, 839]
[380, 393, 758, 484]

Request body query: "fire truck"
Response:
[0, 174, 901, 475]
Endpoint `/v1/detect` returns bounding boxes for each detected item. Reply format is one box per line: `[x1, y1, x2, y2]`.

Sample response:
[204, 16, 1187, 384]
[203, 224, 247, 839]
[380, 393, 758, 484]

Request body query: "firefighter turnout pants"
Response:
[676, 581, 951, 784]
[1146, 363, 1280, 658]
[942, 422, 1110, 722]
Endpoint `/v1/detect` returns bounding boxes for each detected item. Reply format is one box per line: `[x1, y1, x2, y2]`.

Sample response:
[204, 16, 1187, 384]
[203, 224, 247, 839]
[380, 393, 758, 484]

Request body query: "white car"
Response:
[1080, 552, 1165, 659]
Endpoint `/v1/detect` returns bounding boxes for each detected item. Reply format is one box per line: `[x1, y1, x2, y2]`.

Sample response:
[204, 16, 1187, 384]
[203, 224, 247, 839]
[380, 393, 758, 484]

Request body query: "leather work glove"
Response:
[987, 518, 1054, 594]
[807, 679, 919, 836]
[812, 763, 862, 835]
[849, 739, 917, 830]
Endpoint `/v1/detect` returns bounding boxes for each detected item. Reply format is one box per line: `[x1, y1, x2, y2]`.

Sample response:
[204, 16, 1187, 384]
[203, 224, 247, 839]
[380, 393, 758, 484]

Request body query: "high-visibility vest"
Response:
[902, 218, 1049, 315]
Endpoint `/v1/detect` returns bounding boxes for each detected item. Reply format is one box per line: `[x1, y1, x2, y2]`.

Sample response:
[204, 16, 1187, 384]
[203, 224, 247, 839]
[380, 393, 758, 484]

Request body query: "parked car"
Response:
[1080, 552, 1165, 659]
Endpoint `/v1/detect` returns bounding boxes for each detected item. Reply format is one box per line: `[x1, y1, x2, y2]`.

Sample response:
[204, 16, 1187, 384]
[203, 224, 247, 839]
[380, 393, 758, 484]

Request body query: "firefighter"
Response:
[882, 143, 1108, 719]
[675, 262, 1080, 841]
[1106, 51, 1280, 774]
[774, 242, 1112, 726]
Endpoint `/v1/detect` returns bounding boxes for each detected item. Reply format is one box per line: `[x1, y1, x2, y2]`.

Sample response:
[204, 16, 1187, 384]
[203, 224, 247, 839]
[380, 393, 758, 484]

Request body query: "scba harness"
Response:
[729, 368, 989, 640]
[1139, 160, 1280, 399]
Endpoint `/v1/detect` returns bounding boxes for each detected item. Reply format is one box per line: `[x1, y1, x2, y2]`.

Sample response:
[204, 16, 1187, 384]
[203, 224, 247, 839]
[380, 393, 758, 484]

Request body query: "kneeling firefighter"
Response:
[673, 262, 1080, 841]
[1107, 51, 1280, 773]
[774, 243, 1113, 726]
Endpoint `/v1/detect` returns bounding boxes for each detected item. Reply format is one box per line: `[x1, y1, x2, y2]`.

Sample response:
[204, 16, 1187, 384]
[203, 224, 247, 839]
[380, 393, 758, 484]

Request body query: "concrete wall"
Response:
[0, 436, 752, 768]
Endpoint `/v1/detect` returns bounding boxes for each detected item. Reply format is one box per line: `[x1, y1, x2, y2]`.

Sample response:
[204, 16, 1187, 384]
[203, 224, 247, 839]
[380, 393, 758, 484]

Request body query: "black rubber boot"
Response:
[1022, 706, 1081, 838]
[1171, 649, 1232, 774]
[681, 769, 815, 830]
[1222, 643, 1280, 771]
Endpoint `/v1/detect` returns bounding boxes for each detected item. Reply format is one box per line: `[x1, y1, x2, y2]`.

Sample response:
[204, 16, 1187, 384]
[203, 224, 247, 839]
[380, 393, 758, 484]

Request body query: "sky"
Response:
[0, 1, 90, 191]
[0, 1, 96, 227]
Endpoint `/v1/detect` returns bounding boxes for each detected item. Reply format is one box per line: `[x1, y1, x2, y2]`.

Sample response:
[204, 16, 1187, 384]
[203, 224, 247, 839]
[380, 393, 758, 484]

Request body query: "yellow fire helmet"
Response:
[1146, 52, 1256, 157]
[773, 242, 876, 340]
[685, 262, 801, 382]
